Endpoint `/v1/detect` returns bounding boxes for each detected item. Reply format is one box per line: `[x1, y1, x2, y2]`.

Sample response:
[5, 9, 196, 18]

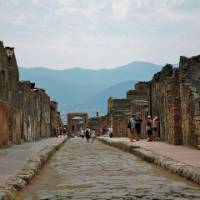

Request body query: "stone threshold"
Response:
[98, 137, 200, 186]
[0, 138, 67, 200]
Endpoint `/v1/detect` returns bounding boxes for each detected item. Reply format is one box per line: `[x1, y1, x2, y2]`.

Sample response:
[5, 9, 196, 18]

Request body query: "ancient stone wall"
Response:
[0, 41, 61, 148]
[0, 41, 22, 147]
[67, 113, 88, 134]
[19, 81, 38, 141]
[19, 81, 51, 141]
[149, 64, 182, 144]
[104, 55, 200, 148]
[88, 115, 110, 136]
[9, 107, 22, 144]
[0, 101, 9, 147]
[111, 112, 129, 137]
[149, 56, 200, 148]
[179, 55, 200, 147]
[0, 42, 20, 108]
[0, 101, 22, 147]
[127, 82, 148, 101]
[127, 82, 149, 117]
[50, 101, 62, 136]
[107, 98, 130, 137]
[38, 89, 51, 138]
[124, 82, 149, 139]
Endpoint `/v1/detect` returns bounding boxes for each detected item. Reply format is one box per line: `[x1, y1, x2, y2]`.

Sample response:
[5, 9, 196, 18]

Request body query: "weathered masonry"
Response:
[0, 42, 22, 147]
[19, 81, 51, 141]
[107, 98, 130, 137]
[88, 115, 110, 136]
[104, 55, 200, 149]
[149, 55, 200, 148]
[0, 41, 62, 148]
[67, 113, 88, 134]
[149, 64, 182, 145]
[50, 101, 62, 136]
[105, 82, 149, 138]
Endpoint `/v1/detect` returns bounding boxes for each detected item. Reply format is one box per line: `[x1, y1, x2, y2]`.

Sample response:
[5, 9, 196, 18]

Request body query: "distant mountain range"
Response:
[19, 61, 162, 121]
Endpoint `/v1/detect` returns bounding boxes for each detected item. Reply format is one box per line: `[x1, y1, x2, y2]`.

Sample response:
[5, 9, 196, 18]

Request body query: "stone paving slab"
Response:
[0, 137, 67, 200]
[18, 139, 200, 200]
[98, 136, 200, 185]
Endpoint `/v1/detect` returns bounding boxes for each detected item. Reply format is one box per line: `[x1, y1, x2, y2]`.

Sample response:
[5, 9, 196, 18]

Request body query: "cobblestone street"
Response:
[18, 138, 200, 200]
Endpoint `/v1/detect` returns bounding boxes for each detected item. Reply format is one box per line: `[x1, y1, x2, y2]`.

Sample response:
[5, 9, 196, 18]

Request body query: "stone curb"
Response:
[98, 137, 200, 185]
[0, 138, 67, 200]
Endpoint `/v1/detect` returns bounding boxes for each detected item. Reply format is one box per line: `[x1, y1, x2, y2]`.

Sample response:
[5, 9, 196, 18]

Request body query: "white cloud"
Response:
[0, 0, 200, 69]
[111, 0, 131, 20]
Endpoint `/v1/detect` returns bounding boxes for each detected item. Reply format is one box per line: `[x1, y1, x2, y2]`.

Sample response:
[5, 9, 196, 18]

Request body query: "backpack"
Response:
[85, 129, 90, 136]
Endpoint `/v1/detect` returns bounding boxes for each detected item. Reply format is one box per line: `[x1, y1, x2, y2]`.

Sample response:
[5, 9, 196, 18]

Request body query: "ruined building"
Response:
[106, 82, 149, 137]
[149, 64, 181, 145]
[88, 115, 110, 136]
[19, 81, 51, 141]
[107, 97, 130, 137]
[89, 54, 200, 149]
[105, 54, 200, 148]
[50, 101, 62, 136]
[127, 82, 149, 138]
[67, 113, 88, 134]
[149, 55, 200, 148]
[0, 42, 22, 147]
[0, 41, 61, 148]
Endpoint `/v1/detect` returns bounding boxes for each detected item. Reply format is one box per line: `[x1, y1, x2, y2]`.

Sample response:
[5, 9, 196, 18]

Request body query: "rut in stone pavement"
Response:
[18, 138, 200, 200]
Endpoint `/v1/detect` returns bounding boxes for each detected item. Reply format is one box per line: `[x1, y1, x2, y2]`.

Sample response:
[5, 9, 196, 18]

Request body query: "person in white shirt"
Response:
[108, 127, 113, 138]
[91, 128, 96, 142]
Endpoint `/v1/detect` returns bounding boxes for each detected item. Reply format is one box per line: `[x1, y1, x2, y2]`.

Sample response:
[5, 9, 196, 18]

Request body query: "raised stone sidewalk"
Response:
[98, 137, 200, 185]
[0, 137, 67, 200]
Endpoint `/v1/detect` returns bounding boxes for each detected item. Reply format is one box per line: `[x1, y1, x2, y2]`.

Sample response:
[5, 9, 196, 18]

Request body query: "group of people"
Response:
[54, 126, 67, 138]
[146, 115, 159, 142]
[80, 128, 96, 142]
[127, 114, 159, 142]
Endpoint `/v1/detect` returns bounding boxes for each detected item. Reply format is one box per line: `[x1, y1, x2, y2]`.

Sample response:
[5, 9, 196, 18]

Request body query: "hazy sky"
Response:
[0, 0, 200, 69]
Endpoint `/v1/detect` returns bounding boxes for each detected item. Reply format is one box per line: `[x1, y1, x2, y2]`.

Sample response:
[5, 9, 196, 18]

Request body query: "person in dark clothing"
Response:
[135, 117, 143, 141]
[85, 127, 91, 142]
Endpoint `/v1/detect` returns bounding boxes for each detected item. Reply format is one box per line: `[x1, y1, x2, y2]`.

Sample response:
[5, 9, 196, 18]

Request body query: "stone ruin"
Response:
[0, 41, 62, 148]
[150, 55, 200, 148]
[93, 54, 200, 149]
[67, 113, 88, 134]
[107, 97, 131, 137]
[50, 101, 62, 136]
[88, 115, 110, 136]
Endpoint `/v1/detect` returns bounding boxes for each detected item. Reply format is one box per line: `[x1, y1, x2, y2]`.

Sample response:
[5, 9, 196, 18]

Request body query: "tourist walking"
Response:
[80, 129, 85, 139]
[127, 114, 136, 142]
[146, 115, 153, 142]
[108, 127, 113, 138]
[135, 116, 142, 141]
[91, 128, 96, 142]
[85, 127, 91, 142]
[153, 116, 159, 141]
